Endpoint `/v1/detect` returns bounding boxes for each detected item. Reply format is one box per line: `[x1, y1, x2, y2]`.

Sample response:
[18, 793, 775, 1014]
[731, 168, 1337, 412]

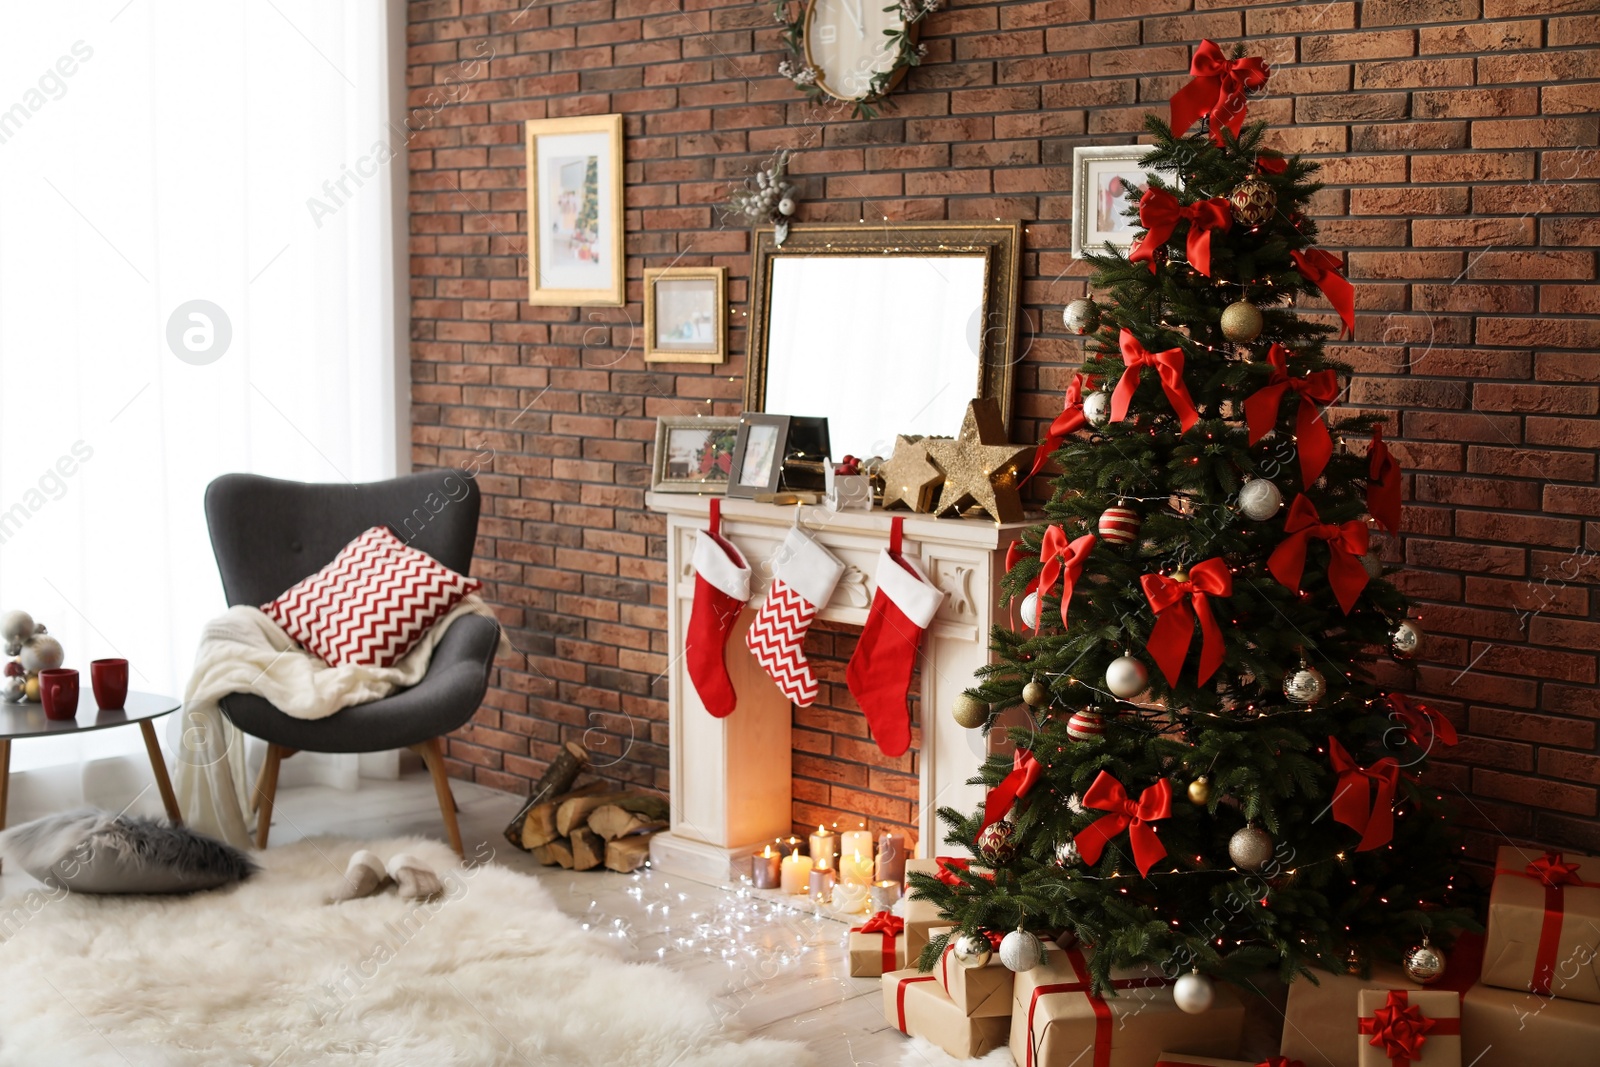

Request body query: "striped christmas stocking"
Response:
[745, 526, 845, 707]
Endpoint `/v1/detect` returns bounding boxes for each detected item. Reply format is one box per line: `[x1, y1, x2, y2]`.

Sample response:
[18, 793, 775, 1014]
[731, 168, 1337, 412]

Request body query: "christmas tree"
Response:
[913, 42, 1474, 996]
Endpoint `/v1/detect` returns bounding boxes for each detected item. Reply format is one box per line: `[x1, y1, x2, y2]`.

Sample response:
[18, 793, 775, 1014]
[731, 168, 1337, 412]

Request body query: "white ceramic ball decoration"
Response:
[952, 933, 993, 969]
[0, 610, 33, 643]
[1174, 970, 1216, 1014]
[1237, 478, 1283, 521]
[1105, 655, 1150, 699]
[1082, 391, 1112, 427]
[999, 927, 1044, 972]
[19, 634, 64, 674]
[1019, 591, 1040, 630]
[777, 197, 795, 216]
[1, 674, 24, 703]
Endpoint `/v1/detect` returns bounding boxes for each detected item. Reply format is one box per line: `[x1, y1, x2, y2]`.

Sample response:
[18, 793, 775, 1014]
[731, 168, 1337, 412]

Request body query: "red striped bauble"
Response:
[1097, 506, 1142, 546]
[1066, 709, 1104, 741]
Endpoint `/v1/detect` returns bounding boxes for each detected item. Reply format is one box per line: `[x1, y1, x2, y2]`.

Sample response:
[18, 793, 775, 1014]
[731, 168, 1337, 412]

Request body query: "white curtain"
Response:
[0, 1, 405, 793]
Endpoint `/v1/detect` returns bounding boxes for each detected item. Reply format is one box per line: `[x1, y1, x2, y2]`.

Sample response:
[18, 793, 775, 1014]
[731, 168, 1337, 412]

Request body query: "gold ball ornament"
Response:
[1187, 776, 1211, 806]
[1229, 176, 1277, 227]
[1022, 680, 1049, 708]
[24, 674, 40, 702]
[952, 693, 989, 729]
[1403, 937, 1448, 985]
[977, 819, 1018, 865]
[1220, 300, 1265, 343]
[1228, 825, 1275, 872]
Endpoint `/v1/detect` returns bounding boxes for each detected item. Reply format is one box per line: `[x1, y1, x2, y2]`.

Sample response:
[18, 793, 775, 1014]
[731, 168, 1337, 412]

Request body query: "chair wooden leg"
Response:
[411, 738, 464, 857]
[253, 744, 290, 850]
[0, 739, 9, 873]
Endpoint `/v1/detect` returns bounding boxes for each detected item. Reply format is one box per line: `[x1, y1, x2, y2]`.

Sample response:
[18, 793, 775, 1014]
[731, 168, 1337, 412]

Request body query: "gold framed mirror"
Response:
[743, 220, 1023, 462]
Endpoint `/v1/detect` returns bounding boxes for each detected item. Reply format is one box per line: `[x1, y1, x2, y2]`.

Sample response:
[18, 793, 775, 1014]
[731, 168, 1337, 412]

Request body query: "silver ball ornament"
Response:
[998, 927, 1044, 972]
[952, 933, 993, 969]
[1283, 665, 1327, 706]
[0, 610, 34, 644]
[952, 693, 989, 729]
[1082, 391, 1111, 427]
[1, 674, 24, 703]
[1054, 839, 1080, 867]
[1391, 620, 1423, 661]
[1105, 655, 1149, 700]
[19, 635, 64, 674]
[1174, 970, 1216, 1014]
[1237, 478, 1283, 521]
[1063, 298, 1100, 335]
[1402, 937, 1447, 985]
[1228, 826, 1275, 872]
[1019, 592, 1040, 630]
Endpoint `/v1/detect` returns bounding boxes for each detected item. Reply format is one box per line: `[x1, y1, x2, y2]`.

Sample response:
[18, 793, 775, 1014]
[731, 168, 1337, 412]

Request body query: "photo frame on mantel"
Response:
[742, 221, 1022, 464]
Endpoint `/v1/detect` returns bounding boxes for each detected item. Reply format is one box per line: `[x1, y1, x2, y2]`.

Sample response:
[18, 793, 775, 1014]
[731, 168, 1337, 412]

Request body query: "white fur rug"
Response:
[0, 837, 815, 1067]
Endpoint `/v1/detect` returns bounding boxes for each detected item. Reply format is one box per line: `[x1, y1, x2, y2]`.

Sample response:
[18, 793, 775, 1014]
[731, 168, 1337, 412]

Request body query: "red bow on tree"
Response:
[1073, 771, 1172, 876]
[1243, 343, 1341, 486]
[1035, 526, 1096, 634]
[1388, 694, 1457, 749]
[1328, 736, 1400, 852]
[1367, 425, 1402, 533]
[1140, 557, 1233, 687]
[1290, 247, 1357, 339]
[1026, 372, 1090, 482]
[982, 748, 1042, 832]
[857, 911, 905, 936]
[1268, 494, 1371, 614]
[1169, 39, 1270, 145]
[1527, 851, 1586, 888]
[1128, 188, 1234, 278]
[1111, 329, 1199, 433]
[1359, 991, 1439, 1067]
[1255, 155, 1288, 176]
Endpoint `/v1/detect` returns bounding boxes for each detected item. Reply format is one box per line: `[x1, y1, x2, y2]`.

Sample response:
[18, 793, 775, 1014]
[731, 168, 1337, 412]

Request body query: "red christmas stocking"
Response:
[687, 501, 751, 718]
[745, 526, 845, 707]
[846, 519, 947, 756]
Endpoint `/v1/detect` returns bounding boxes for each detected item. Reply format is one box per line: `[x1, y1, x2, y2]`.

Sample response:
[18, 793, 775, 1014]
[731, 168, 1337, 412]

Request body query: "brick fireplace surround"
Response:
[408, 0, 1600, 870]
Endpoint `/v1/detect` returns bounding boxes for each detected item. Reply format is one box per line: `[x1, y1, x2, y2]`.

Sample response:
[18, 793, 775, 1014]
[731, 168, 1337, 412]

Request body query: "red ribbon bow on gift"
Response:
[982, 748, 1042, 833]
[1073, 771, 1172, 876]
[1328, 736, 1400, 852]
[1527, 851, 1585, 888]
[1291, 247, 1357, 339]
[1268, 494, 1371, 614]
[1256, 1059, 1305, 1067]
[1494, 851, 1592, 995]
[1169, 39, 1270, 145]
[1367, 425, 1402, 534]
[1111, 329, 1199, 433]
[1243, 343, 1341, 486]
[1359, 990, 1442, 1067]
[1035, 526, 1096, 634]
[1128, 188, 1234, 278]
[934, 857, 973, 886]
[856, 911, 905, 936]
[1388, 694, 1457, 749]
[1140, 558, 1232, 687]
[1027, 372, 1090, 483]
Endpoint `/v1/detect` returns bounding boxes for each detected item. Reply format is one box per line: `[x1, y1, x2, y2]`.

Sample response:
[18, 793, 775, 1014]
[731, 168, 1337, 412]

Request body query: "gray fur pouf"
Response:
[0, 807, 256, 894]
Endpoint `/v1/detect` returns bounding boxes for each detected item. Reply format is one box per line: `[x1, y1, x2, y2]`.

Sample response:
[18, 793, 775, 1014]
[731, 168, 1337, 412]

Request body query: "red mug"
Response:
[40, 668, 80, 721]
[91, 658, 129, 709]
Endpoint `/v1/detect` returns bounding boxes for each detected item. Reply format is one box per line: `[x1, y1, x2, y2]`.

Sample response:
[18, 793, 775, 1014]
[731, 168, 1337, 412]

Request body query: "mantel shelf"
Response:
[644, 492, 1038, 547]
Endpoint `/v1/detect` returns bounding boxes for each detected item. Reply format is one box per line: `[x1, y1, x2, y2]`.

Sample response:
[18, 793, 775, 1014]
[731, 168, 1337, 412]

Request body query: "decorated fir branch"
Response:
[772, 0, 935, 120]
[916, 41, 1477, 1000]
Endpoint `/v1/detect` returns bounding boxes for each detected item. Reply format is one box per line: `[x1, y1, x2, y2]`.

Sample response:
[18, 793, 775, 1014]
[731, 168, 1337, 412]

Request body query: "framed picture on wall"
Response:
[727, 414, 791, 499]
[650, 415, 741, 494]
[1071, 144, 1161, 259]
[644, 267, 727, 364]
[525, 114, 625, 306]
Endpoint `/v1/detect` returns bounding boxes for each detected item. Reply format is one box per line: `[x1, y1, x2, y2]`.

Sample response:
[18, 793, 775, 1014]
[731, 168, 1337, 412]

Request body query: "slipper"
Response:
[326, 849, 389, 903]
[386, 852, 443, 901]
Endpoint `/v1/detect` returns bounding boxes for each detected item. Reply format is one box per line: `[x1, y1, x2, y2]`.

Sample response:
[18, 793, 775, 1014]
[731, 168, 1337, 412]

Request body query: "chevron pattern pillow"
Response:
[262, 525, 481, 668]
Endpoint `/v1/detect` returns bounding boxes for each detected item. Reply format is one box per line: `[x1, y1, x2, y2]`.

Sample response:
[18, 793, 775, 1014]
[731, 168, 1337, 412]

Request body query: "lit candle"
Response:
[808, 866, 837, 904]
[780, 848, 813, 894]
[870, 879, 901, 913]
[809, 825, 839, 870]
[875, 832, 907, 884]
[840, 849, 874, 886]
[841, 825, 874, 865]
[751, 845, 781, 890]
[831, 880, 869, 914]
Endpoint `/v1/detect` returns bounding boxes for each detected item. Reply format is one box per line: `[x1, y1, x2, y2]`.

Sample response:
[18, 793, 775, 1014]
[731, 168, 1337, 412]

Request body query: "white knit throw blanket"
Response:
[171, 596, 502, 848]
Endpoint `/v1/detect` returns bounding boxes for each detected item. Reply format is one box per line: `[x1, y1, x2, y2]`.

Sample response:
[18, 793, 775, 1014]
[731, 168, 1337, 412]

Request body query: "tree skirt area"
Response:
[0, 836, 816, 1067]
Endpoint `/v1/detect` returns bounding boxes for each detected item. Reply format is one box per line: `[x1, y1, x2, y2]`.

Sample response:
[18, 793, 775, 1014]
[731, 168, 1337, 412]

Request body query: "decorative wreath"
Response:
[773, 0, 939, 119]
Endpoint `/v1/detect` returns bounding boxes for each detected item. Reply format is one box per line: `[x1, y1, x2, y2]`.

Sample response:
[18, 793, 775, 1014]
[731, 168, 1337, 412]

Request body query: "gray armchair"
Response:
[204, 471, 500, 854]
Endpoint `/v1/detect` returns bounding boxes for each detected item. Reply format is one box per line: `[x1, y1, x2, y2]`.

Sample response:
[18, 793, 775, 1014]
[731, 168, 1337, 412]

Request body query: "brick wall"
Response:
[407, 0, 1600, 862]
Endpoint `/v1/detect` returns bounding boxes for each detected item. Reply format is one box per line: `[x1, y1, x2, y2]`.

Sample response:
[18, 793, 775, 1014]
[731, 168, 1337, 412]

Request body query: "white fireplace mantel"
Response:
[645, 493, 1030, 884]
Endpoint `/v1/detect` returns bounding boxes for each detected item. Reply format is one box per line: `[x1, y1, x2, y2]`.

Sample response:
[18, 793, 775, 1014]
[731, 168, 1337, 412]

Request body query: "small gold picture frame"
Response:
[644, 267, 727, 363]
[525, 114, 625, 306]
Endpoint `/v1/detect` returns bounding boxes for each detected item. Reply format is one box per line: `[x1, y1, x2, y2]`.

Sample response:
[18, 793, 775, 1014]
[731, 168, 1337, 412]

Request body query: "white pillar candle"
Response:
[831, 881, 869, 914]
[839, 849, 874, 886]
[779, 849, 813, 894]
[809, 825, 839, 870]
[841, 826, 874, 864]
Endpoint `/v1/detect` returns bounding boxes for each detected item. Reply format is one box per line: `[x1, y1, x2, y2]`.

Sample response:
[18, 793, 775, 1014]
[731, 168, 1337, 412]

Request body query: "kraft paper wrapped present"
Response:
[1459, 979, 1600, 1067]
[848, 911, 906, 978]
[1480, 844, 1600, 1004]
[881, 968, 1010, 1059]
[929, 925, 1013, 1018]
[1279, 963, 1427, 1067]
[1154, 1056, 1261, 1067]
[902, 857, 989, 964]
[1357, 988, 1460, 1067]
[1009, 943, 1245, 1067]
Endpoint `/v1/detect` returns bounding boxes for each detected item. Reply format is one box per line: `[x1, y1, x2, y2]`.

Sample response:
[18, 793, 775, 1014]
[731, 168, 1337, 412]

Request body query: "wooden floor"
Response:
[0, 772, 913, 1064]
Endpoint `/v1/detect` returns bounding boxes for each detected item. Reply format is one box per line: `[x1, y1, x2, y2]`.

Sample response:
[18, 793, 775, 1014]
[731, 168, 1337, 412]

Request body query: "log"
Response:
[570, 827, 606, 872]
[556, 792, 668, 838]
[547, 839, 575, 869]
[588, 804, 668, 841]
[531, 843, 558, 866]
[604, 832, 657, 873]
[502, 741, 592, 847]
[521, 782, 610, 850]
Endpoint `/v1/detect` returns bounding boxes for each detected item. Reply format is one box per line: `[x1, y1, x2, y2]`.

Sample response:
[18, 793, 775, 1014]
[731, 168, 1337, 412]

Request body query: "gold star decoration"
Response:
[880, 434, 946, 512]
[925, 398, 1034, 523]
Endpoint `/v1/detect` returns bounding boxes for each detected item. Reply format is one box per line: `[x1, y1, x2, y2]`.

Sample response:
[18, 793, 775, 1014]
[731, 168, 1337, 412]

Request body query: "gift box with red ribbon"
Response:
[1480, 845, 1600, 1004]
[881, 968, 1010, 1059]
[1459, 978, 1600, 1067]
[1279, 964, 1430, 1067]
[848, 911, 906, 978]
[930, 926, 1013, 1018]
[1357, 989, 1460, 1067]
[1156, 1056, 1301, 1067]
[903, 857, 990, 964]
[1008, 944, 1244, 1067]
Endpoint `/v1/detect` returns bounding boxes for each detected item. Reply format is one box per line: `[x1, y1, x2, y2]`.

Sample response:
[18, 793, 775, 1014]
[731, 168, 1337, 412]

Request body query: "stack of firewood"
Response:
[501, 741, 668, 873]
